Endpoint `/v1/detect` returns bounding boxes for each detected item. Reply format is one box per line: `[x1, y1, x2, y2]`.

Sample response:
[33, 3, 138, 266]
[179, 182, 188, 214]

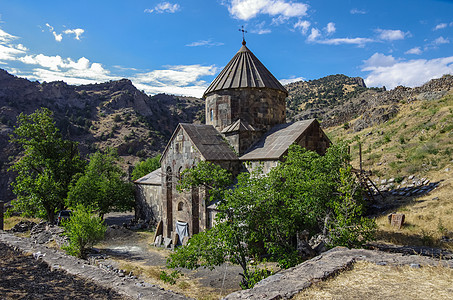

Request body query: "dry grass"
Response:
[116, 260, 220, 300]
[326, 92, 453, 248]
[374, 175, 453, 249]
[3, 216, 41, 231]
[295, 260, 453, 299]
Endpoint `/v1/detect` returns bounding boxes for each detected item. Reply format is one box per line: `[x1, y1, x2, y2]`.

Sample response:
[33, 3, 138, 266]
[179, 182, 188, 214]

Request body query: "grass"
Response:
[3, 216, 41, 231]
[116, 260, 220, 300]
[373, 175, 453, 249]
[294, 260, 453, 299]
[326, 92, 453, 249]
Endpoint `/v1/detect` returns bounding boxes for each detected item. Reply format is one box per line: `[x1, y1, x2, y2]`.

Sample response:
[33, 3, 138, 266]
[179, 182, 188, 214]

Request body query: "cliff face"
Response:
[0, 69, 204, 202]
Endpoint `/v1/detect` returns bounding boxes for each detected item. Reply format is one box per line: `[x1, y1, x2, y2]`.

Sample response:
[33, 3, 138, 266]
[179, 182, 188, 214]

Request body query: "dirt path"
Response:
[96, 224, 243, 299]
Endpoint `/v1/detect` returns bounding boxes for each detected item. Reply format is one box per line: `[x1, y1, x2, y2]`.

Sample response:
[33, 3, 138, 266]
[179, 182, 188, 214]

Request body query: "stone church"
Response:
[135, 39, 331, 244]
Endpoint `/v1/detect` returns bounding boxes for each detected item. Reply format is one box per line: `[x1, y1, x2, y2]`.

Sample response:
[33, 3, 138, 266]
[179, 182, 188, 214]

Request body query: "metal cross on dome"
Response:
[239, 25, 247, 44]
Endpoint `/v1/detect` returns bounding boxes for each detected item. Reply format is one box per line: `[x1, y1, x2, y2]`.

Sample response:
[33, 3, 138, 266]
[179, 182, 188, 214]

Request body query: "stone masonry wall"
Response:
[135, 184, 162, 225]
[205, 88, 287, 133]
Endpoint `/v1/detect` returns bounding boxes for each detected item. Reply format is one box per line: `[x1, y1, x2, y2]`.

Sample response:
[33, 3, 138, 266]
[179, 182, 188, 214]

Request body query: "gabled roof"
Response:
[239, 119, 317, 161]
[134, 167, 162, 185]
[181, 124, 239, 161]
[221, 119, 256, 134]
[161, 123, 239, 162]
[203, 41, 288, 97]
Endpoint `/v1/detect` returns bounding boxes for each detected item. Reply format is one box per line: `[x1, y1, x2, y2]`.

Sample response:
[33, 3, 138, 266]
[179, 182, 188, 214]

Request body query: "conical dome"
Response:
[203, 41, 288, 97]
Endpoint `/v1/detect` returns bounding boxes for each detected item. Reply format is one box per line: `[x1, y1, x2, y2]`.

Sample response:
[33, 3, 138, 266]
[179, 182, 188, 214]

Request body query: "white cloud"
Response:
[326, 22, 336, 34]
[362, 53, 453, 89]
[434, 36, 450, 45]
[186, 40, 224, 47]
[132, 64, 217, 97]
[350, 8, 366, 14]
[0, 28, 18, 42]
[279, 76, 304, 85]
[294, 20, 310, 35]
[251, 21, 271, 34]
[0, 28, 26, 61]
[45, 24, 85, 42]
[314, 37, 374, 46]
[376, 29, 409, 41]
[64, 28, 84, 40]
[226, 0, 308, 21]
[307, 28, 320, 42]
[144, 2, 180, 14]
[0, 44, 26, 61]
[46, 23, 62, 42]
[52, 31, 63, 42]
[306, 23, 372, 46]
[362, 53, 398, 70]
[405, 47, 422, 55]
[0, 27, 215, 97]
[434, 23, 448, 30]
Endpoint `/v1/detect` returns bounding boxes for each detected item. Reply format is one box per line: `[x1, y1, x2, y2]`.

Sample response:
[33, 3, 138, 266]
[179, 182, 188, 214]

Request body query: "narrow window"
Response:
[210, 109, 214, 121]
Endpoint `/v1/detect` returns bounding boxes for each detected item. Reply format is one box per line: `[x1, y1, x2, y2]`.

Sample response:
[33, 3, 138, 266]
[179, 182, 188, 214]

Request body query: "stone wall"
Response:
[295, 120, 330, 155]
[135, 183, 161, 224]
[205, 88, 287, 133]
[161, 126, 205, 238]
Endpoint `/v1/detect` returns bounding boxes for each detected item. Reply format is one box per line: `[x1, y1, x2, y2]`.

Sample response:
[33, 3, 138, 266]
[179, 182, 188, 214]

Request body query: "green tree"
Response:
[62, 204, 107, 258]
[67, 150, 134, 218]
[9, 108, 85, 221]
[131, 154, 162, 181]
[168, 143, 376, 288]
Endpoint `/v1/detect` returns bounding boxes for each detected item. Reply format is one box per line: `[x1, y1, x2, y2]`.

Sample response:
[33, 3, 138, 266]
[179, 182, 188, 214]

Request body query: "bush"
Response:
[62, 205, 106, 259]
[159, 270, 181, 285]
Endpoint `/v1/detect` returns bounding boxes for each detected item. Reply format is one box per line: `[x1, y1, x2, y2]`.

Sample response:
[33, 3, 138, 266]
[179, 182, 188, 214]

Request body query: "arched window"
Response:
[177, 202, 184, 211]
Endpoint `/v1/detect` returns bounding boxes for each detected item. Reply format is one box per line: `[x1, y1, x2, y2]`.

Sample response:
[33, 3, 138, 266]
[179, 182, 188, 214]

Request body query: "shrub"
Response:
[159, 270, 181, 285]
[62, 205, 106, 259]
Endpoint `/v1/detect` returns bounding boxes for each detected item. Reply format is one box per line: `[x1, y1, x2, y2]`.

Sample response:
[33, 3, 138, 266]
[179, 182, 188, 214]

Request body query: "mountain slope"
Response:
[0, 69, 204, 201]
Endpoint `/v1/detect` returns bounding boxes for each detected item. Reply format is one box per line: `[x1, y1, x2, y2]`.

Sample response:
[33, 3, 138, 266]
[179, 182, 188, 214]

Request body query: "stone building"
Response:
[135, 40, 331, 243]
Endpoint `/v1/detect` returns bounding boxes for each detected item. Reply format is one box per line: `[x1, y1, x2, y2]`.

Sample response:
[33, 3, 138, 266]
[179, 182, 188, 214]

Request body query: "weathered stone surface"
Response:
[164, 237, 172, 248]
[0, 232, 189, 299]
[224, 247, 453, 300]
[154, 235, 163, 247]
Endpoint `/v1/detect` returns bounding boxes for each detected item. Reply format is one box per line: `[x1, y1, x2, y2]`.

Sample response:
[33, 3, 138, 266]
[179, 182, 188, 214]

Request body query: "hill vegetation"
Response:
[0, 69, 203, 201]
[326, 87, 453, 249]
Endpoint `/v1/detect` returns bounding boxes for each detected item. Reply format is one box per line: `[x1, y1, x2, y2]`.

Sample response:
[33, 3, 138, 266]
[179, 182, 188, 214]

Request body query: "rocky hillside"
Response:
[0, 69, 204, 201]
[286, 74, 453, 131]
[285, 74, 375, 121]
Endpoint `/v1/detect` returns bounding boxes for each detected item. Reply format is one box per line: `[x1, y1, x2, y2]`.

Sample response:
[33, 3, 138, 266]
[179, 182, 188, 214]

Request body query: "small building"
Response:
[135, 39, 331, 240]
[134, 167, 162, 224]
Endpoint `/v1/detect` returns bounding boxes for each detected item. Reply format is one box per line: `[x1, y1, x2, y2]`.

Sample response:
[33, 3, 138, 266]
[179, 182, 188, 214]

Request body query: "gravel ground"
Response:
[0, 242, 129, 300]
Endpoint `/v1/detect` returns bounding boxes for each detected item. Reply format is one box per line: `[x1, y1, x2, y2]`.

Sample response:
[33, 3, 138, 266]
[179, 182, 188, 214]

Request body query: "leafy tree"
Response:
[131, 154, 162, 181]
[168, 143, 376, 288]
[326, 166, 377, 248]
[8, 108, 85, 221]
[62, 204, 107, 259]
[67, 150, 134, 218]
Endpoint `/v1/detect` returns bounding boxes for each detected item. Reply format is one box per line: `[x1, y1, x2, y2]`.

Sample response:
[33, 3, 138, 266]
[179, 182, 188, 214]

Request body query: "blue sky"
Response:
[0, 0, 452, 97]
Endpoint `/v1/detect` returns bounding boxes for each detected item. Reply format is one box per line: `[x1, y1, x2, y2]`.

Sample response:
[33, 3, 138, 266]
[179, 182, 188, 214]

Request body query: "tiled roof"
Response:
[134, 167, 162, 185]
[240, 119, 316, 160]
[180, 124, 239, 161]
[221, 119, 256, 134]
[203, 41, 288, 97]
